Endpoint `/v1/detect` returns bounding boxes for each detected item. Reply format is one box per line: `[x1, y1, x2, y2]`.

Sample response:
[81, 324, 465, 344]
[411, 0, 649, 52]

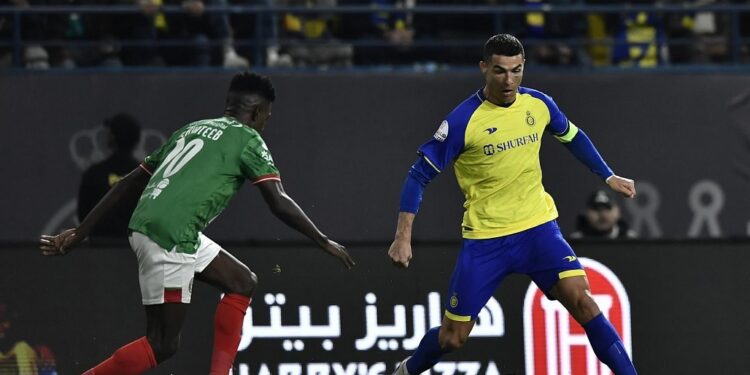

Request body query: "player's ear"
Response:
[250, 106, 261, 122]
[479, 60, 487, 73]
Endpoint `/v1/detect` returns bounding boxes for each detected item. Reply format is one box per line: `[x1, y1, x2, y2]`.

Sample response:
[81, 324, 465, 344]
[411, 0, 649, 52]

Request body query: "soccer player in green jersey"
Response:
[388, 35, 637, 374]
[39, 72, 355, 375]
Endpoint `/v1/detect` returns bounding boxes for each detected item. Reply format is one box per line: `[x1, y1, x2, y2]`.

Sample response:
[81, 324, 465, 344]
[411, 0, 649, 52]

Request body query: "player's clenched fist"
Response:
[39, 228, 78, 256]
[606, 175, 636, 198]
[388, 239, 412, 268]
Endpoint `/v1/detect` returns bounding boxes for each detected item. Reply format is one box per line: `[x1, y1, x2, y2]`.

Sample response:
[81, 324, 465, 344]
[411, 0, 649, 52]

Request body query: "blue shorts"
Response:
[444, 220, 585, 322]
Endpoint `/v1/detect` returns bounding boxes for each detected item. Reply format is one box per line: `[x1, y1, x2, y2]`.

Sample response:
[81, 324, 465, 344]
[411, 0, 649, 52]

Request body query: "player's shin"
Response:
[403, 327, 446, 374]
[583, 313, 637, 375]
[209, 293, 251, 375]
[83, 336, 156, 375]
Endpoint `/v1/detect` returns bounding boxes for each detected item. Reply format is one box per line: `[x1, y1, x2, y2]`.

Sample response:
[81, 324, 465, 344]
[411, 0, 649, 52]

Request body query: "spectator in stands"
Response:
[690, 0, 730, 64]
[0, 303, 57, 375]
[267, 0, 352, 68]
[570, 189, 638, 239]
[610, 2, 666, 68]
[74, 0, 163, 67]
[663, 6, 695, 64]
[160, 0, 249, 67]
[0, 0, 81, 69]
[77, 113, 142, 241]
[418, 0, 505, 66]
[523, 0, 587, 66]
[340, 0, 416, 66]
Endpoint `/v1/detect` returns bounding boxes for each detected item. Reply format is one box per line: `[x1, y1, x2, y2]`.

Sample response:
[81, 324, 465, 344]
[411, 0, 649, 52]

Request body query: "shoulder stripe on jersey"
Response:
[554, 121, 579, 143]
[474, 89, 485, 102]
[252, 175, 281, 184]
[422, 156, 442, 173]
[139, 163, 153, 175]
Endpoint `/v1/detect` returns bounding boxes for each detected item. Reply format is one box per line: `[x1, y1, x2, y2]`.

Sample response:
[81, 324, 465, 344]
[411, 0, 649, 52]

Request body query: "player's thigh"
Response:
[445, 238, 511, 322]
[145, 303, 189, 340]
[129, 231, 198, 305]
[144, 303, 189, 360]
[195, 234, 255, 294]
[525, 220, 586, 299]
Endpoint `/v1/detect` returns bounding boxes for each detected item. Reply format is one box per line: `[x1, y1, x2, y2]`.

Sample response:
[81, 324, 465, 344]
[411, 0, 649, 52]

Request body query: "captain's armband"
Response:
[553, 121, 579, 143]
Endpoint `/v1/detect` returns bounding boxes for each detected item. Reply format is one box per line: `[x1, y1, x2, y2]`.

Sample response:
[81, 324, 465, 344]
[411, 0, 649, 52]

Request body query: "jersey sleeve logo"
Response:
[433, 120, 449, 142]
[260, 149, 274, 164]
[259, 143, 275, 165]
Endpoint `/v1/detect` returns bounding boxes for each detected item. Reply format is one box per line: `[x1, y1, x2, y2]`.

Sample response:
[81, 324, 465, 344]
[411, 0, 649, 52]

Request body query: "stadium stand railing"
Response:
[0, 3, 749, 71]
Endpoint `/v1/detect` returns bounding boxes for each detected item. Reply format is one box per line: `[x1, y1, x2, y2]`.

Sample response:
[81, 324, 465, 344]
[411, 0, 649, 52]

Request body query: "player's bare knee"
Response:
[569, 292, 600, 323]
[229, 269, 257, 297]
[580, 294, 601, 319]
[438, 331, 469, 352]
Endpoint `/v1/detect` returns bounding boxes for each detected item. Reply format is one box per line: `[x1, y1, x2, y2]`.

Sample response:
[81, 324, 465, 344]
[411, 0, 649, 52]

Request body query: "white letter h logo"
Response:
[540, 295, 613, 375]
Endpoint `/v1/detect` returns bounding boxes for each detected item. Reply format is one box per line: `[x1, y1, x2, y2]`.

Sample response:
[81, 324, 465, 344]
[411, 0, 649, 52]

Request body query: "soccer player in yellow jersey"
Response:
[388, 34, 638, 375]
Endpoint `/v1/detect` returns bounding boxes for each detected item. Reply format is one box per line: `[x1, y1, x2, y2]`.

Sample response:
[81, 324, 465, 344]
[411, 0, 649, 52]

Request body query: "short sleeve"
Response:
[142, 131, 179, 173]
[522, 87, 570, 136]
[417, 96, 479, 172]
[240, 137, 280, 183]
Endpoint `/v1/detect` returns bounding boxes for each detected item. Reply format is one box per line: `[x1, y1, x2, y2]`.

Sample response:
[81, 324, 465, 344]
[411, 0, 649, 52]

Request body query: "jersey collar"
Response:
[477, 87, 521, 109]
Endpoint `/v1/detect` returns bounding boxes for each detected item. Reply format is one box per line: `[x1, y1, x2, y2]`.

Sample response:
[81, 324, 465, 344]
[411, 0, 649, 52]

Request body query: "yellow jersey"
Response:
[419, 87, 577, 239]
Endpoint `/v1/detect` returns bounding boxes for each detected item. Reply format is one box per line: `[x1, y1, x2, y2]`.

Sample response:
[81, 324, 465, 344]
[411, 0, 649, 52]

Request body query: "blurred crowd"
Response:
[1, 0, 749, 69]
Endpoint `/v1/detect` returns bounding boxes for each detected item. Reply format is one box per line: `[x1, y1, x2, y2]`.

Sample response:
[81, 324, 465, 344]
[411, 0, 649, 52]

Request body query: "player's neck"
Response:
[224, 113, 251, 128]
[483, 87, 515, 108]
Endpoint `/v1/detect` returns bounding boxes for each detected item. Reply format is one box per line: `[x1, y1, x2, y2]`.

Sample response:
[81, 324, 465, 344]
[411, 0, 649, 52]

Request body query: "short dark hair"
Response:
[228, 72, 276, 102]
[104, 113, 141, 151]
[483, 34, 525, 61]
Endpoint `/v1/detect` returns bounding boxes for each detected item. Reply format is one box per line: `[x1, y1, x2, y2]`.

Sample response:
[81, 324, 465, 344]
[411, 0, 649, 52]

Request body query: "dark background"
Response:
[1, 241, 749, 374]
[2, 71, 750, 374]
[1, 72, 750, 242]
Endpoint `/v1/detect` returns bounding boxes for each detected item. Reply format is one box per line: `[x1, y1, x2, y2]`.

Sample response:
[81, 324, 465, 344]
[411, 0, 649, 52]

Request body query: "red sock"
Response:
[83, 336, 156, 375]
[210, 294, 251, 375]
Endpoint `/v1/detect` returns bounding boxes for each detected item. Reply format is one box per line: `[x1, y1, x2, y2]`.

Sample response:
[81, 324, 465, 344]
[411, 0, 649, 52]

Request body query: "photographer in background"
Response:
[570, 189, 638, 239]
[77, 113, 142, 241]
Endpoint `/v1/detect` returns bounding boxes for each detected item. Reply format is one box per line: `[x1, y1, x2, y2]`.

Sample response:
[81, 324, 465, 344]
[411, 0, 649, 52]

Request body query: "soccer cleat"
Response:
[392, 357, 411, 375]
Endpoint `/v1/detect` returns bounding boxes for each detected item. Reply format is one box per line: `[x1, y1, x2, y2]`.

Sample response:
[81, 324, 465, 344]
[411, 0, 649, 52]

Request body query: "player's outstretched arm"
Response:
[257, 180, 355, 269]
[554, 124, 637, 198]
[388, 157, 439, 268]
[39, 166, 150, 256]
[388, 212, 415, 268]
[606, 175, 636, 198]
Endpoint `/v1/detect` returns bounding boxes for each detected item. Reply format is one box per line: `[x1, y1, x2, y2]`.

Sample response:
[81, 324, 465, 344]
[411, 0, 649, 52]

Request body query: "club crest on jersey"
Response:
[450, 294, 459, 308]
[434, 120, 449, 142]
[526, 111, 536, 126]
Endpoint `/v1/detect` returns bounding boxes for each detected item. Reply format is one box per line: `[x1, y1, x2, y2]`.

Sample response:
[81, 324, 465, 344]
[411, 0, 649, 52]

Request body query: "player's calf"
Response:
[146, 333, 181, 363]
